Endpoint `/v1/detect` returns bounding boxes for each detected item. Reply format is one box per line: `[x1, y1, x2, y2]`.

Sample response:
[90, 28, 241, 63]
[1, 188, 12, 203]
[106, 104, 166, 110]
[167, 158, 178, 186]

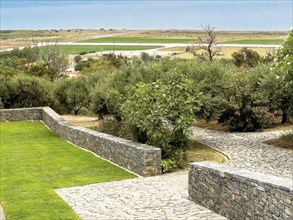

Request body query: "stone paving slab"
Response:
[56, 171, 227, 220]
[191, 127, 293, 179]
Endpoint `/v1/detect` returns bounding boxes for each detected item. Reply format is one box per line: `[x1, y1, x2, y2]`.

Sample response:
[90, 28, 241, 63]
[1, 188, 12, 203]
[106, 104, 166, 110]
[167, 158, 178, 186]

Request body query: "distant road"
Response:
[52, 42, 283, 48]
[0, 42, 282, 53]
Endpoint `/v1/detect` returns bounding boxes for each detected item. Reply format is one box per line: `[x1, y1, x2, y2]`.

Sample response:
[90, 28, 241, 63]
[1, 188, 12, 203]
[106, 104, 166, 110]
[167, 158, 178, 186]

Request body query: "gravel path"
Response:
[0, 42, 281, 53]
[56, 127, 292, 219]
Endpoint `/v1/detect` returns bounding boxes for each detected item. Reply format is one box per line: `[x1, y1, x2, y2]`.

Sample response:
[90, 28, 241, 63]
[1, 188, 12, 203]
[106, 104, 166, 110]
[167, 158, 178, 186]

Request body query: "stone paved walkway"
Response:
[56, 171, 226, 220]
[56, 127, 292, 219]
[191, 127, 293, 179]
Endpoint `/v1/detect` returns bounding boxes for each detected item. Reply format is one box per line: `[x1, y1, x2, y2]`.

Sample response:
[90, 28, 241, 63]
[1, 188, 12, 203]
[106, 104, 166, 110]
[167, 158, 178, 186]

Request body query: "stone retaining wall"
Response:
[189, 162, 293, 220]
[0, 107, 161, 176]
[0, 107, 43, 122]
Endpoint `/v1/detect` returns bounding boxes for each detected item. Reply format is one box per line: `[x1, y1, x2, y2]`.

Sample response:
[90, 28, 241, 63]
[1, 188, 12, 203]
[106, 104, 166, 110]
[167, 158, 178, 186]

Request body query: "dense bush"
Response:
[0, 74, 52, 108]
[270, 29, 293, 123]
[232, 47, 261, 68]
[219, 85, 275, 131]
[52, 77, 91, 115]
[174, 60, 235, 120]
[0, 33, 291, 172]
[0, 47, 38, 62]
[74, 55, 82, 64]
[123, 72, 202, 159]
[74, 59, 94, 71]
[0, 75, 13, 107]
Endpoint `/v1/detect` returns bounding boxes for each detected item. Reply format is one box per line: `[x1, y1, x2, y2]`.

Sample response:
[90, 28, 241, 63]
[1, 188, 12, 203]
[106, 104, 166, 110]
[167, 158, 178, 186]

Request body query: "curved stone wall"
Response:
[0, 107, 161, 176]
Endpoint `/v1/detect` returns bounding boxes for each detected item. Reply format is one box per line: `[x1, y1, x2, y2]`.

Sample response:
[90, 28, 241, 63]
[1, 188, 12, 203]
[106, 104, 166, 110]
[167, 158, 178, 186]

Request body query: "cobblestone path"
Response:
[56, 127, 292, 219]
[191, 127, 293, 179]
[56, 171, 226, 220]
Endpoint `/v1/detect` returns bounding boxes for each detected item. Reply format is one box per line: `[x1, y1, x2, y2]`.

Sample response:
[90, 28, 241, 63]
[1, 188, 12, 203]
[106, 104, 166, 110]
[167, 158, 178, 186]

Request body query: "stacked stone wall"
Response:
[0, 107, 161, 176]
[189, 162, 293, 220]
[0, 107, 43, 122]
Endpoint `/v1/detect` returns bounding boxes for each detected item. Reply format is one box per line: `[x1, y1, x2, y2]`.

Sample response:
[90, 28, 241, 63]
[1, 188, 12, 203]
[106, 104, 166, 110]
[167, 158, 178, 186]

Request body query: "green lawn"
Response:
[80, 37, 195, 43]
[222, 39, 283, 45]
[0, 121, 136, 220]
[55, 45, 162, 54]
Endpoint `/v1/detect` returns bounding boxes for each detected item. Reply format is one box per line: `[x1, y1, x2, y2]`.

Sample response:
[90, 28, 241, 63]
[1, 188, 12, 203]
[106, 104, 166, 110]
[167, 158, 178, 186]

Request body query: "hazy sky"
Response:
[1, 0, 292, 30]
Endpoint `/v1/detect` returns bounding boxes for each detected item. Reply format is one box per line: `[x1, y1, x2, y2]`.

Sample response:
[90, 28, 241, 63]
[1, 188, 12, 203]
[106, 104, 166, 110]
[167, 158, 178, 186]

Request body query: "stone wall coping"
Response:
[67, 124, 160, 153]
[190, 162, 293, 192]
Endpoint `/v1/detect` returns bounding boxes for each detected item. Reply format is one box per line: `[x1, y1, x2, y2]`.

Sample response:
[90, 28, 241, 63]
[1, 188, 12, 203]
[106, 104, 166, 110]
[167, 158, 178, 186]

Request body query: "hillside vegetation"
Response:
[1, 30, 292, 172]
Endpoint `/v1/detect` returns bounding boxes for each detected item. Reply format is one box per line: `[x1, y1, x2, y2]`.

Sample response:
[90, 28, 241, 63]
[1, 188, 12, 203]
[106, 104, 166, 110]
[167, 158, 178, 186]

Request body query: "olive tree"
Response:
[5, 74, 52, 108]
[53, 77, 91, 115]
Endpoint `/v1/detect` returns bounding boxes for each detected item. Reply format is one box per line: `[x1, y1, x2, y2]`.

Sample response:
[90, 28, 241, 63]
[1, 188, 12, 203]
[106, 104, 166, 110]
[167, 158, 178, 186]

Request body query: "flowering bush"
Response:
[219, 85, 276, 132]
[270, 29, 293, 124]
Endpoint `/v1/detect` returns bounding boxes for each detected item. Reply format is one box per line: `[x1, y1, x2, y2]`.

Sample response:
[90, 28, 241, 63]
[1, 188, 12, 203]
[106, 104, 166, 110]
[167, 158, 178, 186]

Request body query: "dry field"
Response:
[157, 46, 276, 59]
[124, 29, 288, 42]
[0, 29, 135, 49]
[1, 29, 287, 50]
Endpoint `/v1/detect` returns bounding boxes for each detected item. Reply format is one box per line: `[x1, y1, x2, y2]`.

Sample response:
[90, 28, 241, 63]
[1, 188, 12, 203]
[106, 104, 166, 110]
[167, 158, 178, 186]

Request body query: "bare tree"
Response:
[187, 25, 221, 62]
[32, 38, 69, 79]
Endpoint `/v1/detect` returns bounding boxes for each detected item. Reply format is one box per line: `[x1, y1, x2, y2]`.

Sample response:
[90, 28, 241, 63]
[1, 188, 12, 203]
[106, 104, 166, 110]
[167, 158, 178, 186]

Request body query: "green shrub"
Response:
[173, 60, 235, 120]
[74, 59, 93, 71]
[74, 55, 82, 64]
[0, 99, 3, 109]
[0, 47, 38, 62]
[99, 118, 147, 143]
[232, 47, 261, 68]
[123, 72, 202, 159]
[3, 74, 52, 108]
[52, 77, 91, 115]
[219, 85, 275, 131]
[268, 29, 293, 124]
[160, 159, 177, 173]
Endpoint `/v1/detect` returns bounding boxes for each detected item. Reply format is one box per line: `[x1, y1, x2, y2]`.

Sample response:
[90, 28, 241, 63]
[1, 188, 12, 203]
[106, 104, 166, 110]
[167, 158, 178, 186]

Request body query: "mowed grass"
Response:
[55, 45, 162, 54]
[0, 121, 136, 220]
[81, 37, 195, 43]
[222, 39, 284, 45]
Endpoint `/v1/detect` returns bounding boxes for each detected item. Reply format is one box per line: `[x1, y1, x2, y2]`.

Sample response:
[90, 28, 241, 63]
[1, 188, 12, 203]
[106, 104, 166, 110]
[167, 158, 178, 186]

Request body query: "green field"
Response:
[0, 121, 135, 220]
[222, 39, 284, 45]
[81, 37, 195, 43]
[55, 45, 162, 54]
